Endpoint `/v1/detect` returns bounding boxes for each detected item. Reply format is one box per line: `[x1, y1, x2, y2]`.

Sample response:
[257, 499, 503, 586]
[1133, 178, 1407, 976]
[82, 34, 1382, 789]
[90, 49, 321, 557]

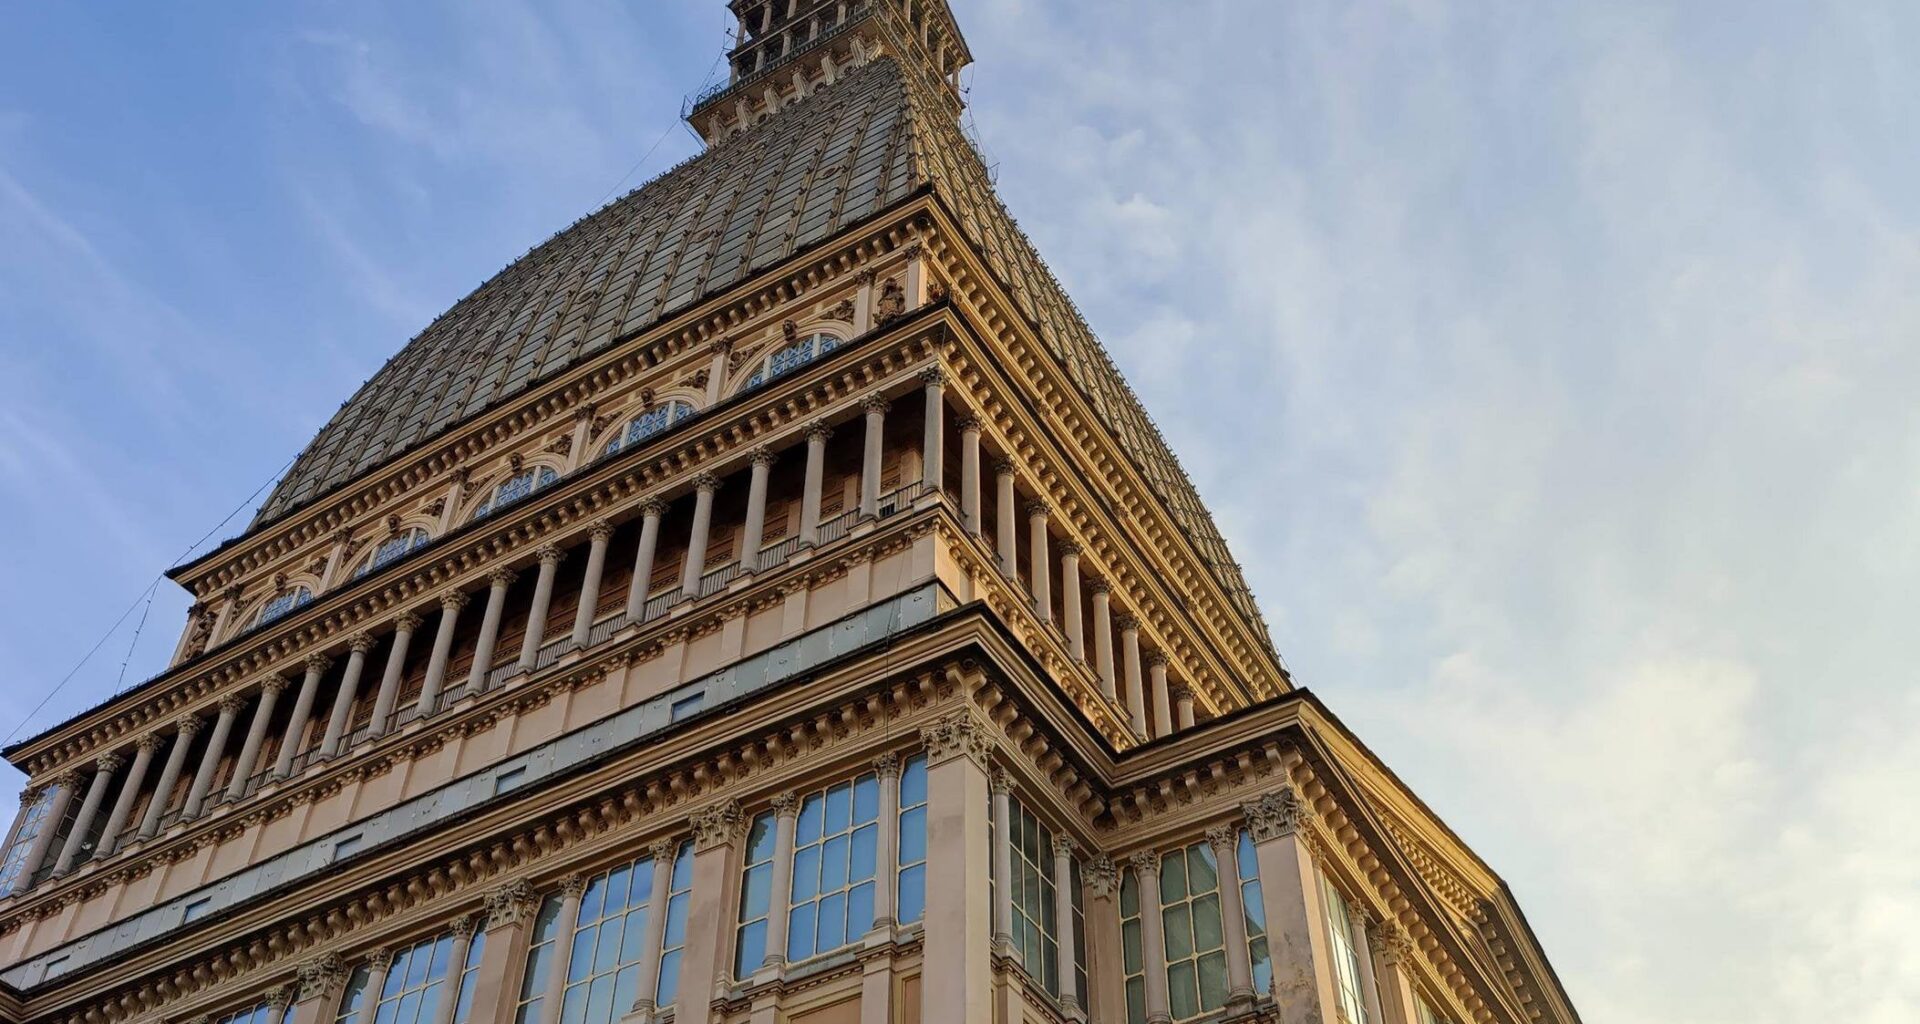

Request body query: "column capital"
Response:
[918, 365, 948, 388]
[489, 566, 519, 588]
[451, 912, 482, 940]
[267, 983, 298, 1011]
[648, 837, 680, 863]
[218, 693, 250, 715]
[588, 519, 616, 543]
[1088, 576, 1111, 596]
[803, 418, 834, 443]
[1050, 834, 1078, 860]
[871, 751, 901, 779]
[1243, 786, 1311, 842]
[573, 401, 599, 423]
[708, 335, 735, 356]
[1170, 684, 1194, 703]
[860, 393, 891, 414]
[305, 653, 334, 675]
[557, 873, 589, 899]
[136, 731, 168, 754]
[1375, 919, 1415, 965]
[393, 611, 425, 633]
[1058, 539, 1082, 559]
[1205, 825, 1239, 857]
[958, 413, 984, 433]
[691, 471, 723, 493]
[173, 714, 205, 737]
[920, 709, 993, 768]
[747, 444, 778, 468]
[260, 673, 292, 697]
[1085, 855, 1120, 898]
[482, 877, 540, 928]
[1025, 499, 1053, 520]
[51, 769, 85, 791]
[991, 455, 1019, 476]
[635, 495, 668, 519]
[439, 588, 471, 612]
[691, 799, 747, 851]
[295, 952, 348, 1002]
[1115, 613, 1140, 633]
[348, 632, 377, 655]
[1128, 849, 1161, 875]
[94, 752, 125, 774]
[536, 543, 566, 566]
[770, 790, 801, 817]
[367, 947, 396, 972]
[855, 266, 879, 286]
[988, 764, 1011, 795]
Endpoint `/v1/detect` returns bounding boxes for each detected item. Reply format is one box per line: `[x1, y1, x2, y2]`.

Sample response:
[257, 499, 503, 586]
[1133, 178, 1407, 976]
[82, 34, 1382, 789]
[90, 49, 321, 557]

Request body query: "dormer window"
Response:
[470, 466, 560, 522]
[256, 586, 313, 627]
[354, 527, 432, 579]
[741, 332, 840, 393]
[603, 401, 697, 458]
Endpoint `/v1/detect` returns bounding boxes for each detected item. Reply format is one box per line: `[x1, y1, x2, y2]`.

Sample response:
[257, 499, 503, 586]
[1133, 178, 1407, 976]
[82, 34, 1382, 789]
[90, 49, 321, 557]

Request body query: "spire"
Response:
[686, 0, 972, 145]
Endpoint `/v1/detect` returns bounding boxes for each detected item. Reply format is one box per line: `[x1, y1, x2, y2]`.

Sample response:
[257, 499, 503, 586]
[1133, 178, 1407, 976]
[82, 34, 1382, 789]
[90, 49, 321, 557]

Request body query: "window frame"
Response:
[601, 401, 697, 458]
[781, 770, 881, 964]
[470, 466, 561, 522]
[355, 528, 433, 579]
[739, 332, 841, 394]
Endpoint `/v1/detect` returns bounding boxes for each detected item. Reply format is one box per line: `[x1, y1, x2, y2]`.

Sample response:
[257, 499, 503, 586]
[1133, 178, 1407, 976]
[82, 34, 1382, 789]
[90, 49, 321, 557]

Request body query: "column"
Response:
[1173, 686, 1197, 730]
[1148, 654, 1173, 738]
[1085, 858, 1124, 1024]
[760, 791, 800, 972]
[569, 522, 615, 648]
[567, 406, 597, 472]
[738, 447, 775, 574]
[1245, 789, 1337, 1024]
[52, 756, 119, 875]
[920, 368, 945, 492]
[1131, 852, 1172, 1024]
[625, 497, 668, 620]
[1208, 826, 1258, 1011]
[704, 339, 732, 405]
[1119, 617, 1148, 738]
[182, 695, 244, 820]
[96, 732, 161, 857]
[519, 543, 566, 670]
[959, 416, 983, 535]
[993, 458, 1018, 577]
[799, 421, 831, 545]
[919, 711, 993, 1024]
[853, 268, 877, 335]
[463, 568, 516, 696]
[678, 801, 747, 1024]
[432, 916, 482, 1024]
[11, 775, 75, 892]
[137, 717, 199, 840]
[267, 982, 297, 1024]
[1051, 836, 1081, 1014]
[227, 675, 289, 801]
[364, 949, 397, 1022]
[369, 612, 422, 738]
[287, 954, 348, 1024]
[1060, 543, 1085, 661]
[320, 634, 375, 759]
[678, 474, 721, 601]
[535, 876, 590, 1024]
[1090, 581, 1117, 700]
[418, 590, 467, 714]
[1027, 501, 1052, 623]
[208, 584, 243, 641]
[468, 880, 540, 1024]
[988, 767, 1015, 954]
[274, 655, 329, 779]
[1351, 909, 1389, 1024]
[870, 754, 900, 933]
[1372, 922, 1425, 1024]
[630, 839, 677, 1022]
[859, 394, 887, 518]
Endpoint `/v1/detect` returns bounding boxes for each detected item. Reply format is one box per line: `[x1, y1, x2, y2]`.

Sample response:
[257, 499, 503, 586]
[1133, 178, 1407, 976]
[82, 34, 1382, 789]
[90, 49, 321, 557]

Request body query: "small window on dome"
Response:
[354, 527, 432, 579]
[256, 587, 313, 627]
[602, 401, 696, 458]
[470, 466, 560, 522]
[740, 333, 840, 394]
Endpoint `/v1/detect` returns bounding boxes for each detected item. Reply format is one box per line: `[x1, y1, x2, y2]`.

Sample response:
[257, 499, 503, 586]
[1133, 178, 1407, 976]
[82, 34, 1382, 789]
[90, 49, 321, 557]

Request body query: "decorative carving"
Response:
[367, 947, 395, 972]
[638, 495, 670, 518]
[173, 715, 205, 737]
[855, 267, 878, 286]
[422, 497, 446, 519]
[304, 653, 333, 675]
[296, 952, 347, 1002]
[589, 520, 616, 543]
[782, 319, 799, 342]
[272, 573, 289, 593]
[267, 984, 298, 1011]
[748, 444, 777, 468]
[183, 606, 213, 659]
[770, 790, 800, 816]
[988, 765, 1010, 794]
[441, 588, 471, 611]
[1088, 577, 1112, 596]
[648, 838, 680, 863]
[136, 731, 168, 754]
[957, 413, 984, 434]
[1205, 825, 1239, 858]
[921, 709, 992, 767]
[536, 543, 566, 566]
[1375, 920, 1415, 966]
[1244, 787, 1311, 842]
[394, 612, 424, 633]
[918, 366, 947, 389]
[691, 800, 746, 851]
[830, 298, 855, 321]
[260, 674, 291, 697]
[860, 393, 890, 415]
[451, 913, 482, 940]
[871, 752, 900, 778]
[692, 471, 723, 493]
[558, 874, 589, 899]
[94, 752, 125, 774]
[508, 453, 525, 473]
[803, 419, 834, 443]
[991, 456, 1019, 476]
[1085, 855, 1120, 898]
[483, 878, 539, 928]
[387, 514, 404, 535]
[218, 693, 249, 715]
[348, 632, 377, 655]
[875, 279, 906, 324]
[903, 242, 925, 260]
[547, 434, 575, 458]
[926, 278, 950, 304]
[1128, 850, 1162, 875]
[1145, 649, 1169, 669]
[1051, 834, 1078, 860]
[1025, 499, 1052, 520]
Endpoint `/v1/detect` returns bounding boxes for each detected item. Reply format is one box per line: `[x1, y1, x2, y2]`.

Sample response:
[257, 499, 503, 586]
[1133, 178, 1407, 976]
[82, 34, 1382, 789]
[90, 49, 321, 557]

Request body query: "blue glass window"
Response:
[339, 929, 485, 1024]
[257, 587, 314, 627]
[734, 811, 778, 977]
[742, 334, 839, 392]
[1122, 869, 1146, 1024]
[471, 467, 560, 522]
[655, 840, 695, 1009]
[1323, 875, 1371, 1024]
[785, 771, 879, 962]
[0, 787, 57, 891]
[560, 856, 655, 1024]
[603, 401, 696, 458]
[356, 528, 432, 579]
[896, 754, 928, 925]
[1237, 829, 1271, 995]
[1008, 801, 1060, 994]
[216, 1001, 274, 1024]
[1161, 840, 1229, 1021]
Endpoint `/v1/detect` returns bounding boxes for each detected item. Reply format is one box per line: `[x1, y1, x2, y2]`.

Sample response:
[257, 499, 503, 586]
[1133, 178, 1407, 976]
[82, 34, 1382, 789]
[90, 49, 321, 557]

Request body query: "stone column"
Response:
[518, 544, 567, 670]
[704, 339, 732, 405]
[1084, 857, 1124, 1024]
[468, 880, 540, 1024]
[738, 447, 775, 573]
[853, 267, 877, 335]
[630, 838, 678, 1023]
[369, 612, 422, 738]
[266, 982, 297, 1024]
[871, 753, 901, 933]
[919, 711, 993, 1024]
[1208, 826, 1258, 1012]
[678, 473, 721, 601]
[678, 801, 747, 1024]
[859, 394, 888, 518]
[625, 497, 668, 620]
[363, 949, 397, 1020]
[227, 675, 288, 801]
[1060, 542, 1085, 661]
[920, 367, 945, 492]
[275, 655, 329, 779]
[463, 568, 515, 697]
[320, 634, 376, 758]
[567, 405, 597, 472]
[97, 732, 162, 857]
[11, 775, 75, 891]
[993, 458, 1018, 577]
[1132, 851, 1173, 1024]
[419, 590, 468, 714]
[570, 522, 616, 647]
[1245, 789, 1338, 1024]
[799, 421, 831, 546]
[1371, 921, 1425, 1024]
[536, 875, 590, 1024]
[989, 767, 1015, 954]
[52, 756, 119, 875]
[1090, 581, 1117, 701]
[760, 791, 800, 972]
[1051, 836, 1081, 1014]
[1148, 654, 1173, 738]
[1119, 617, 1148, 738]
[433, 916, 483, 1024]
[959, 415, 983, 536]
[1173, 686, 1197, 730]
[1027, 501, 1053, 622]
[137, 718, 198, 840]
[182, 695, 244, 819]
[1351, 908, 1388, 1024]
[287, 954, 349, 1024]
[209, 584, 243, 641]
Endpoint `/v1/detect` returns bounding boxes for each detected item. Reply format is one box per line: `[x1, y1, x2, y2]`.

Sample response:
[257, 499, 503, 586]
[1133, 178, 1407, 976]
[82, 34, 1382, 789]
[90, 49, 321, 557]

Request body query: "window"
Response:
[783, 771, 880, 963]
[183, 897, 214, 923]
[655, 841, 695, 1010]
[1417, 996, 1451, 1024]
[741, 333, 839, 392]
[1159, 840, 1229, 1021]
[214, 1001, 274, 1024]
[734, 811, 778, 977]
[1323, 876, 1371, 1024]
[342, 932, 484, 1024]
[356, 528, 432, 578]
[494, 768, 527, 796]
[669, 693, 704, 723]
[1006, 801, 1060, 994]
[1121, 869, 1146, 1024]
[602, 402, 696, 458]
[1070, 857, 1089, 1002]
[257, 587, 314, 627]
[1236, 830, 1271, 994]
[558, 856, 657, 1024]
[895, 754, 927, 925]
[333, 835, 363, 861]
[0, 787, 57, 891]
[471, 467, 560, 522]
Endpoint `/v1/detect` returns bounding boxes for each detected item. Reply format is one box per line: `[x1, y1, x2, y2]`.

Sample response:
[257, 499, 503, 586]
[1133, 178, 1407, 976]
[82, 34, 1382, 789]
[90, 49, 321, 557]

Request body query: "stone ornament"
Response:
[1128, 850, 1161, 875]
[860, 393, 891, 414]
[638, 496, 670, 518]
[770, 790, 800, 816]
[920, 709, 992, 767]
[691, 800, 746, 851]
[1375, 920, 1415, 966]
[1244, 786, 1311, 842]
[748, 445, 777, 468]
[536, 543, 566, 566]
[804, 419, 834, 443]
[393, 612, 424, 633]
[918, 366, 947, 388]
[295, 952, 347, 1002]
[1051, 834, 1078, 860]
[440, 589, 471, 611]
[349, 633, 377, 655]
[871, 751, 901, 778]
[692, 472, 723, 493]
[1205, 825, 1239, 857]
[648, 838, 680, 863]
[482, 878, 539, 928]
[1085, 855, 1120, 898]
[589, 520, 616, 543]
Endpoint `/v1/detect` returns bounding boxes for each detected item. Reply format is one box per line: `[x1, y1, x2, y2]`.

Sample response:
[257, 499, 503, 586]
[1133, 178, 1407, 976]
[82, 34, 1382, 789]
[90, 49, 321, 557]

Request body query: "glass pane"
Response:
[670, 844, 693, 888]
[1163, 904, 1194, 960]
[567, 928, 597, 983]
[796, 797, 823, 846]
[1167, 961, 1199, 1021]
[584, 974, 614, 1024]
[1197, 951, 1229, 1012]
[1193, 894, 1224, 953]
[897, 864, 925, 924]
[593, 917, 625, 973]
[1120, 872, 1139, 917]
[1125, 978, 1146, 1024]
[897, 807, 926, 863]
[846, 881, 874, 938]
[663, 894, 689, 945]
[605, 864, 632, 912]
[1187, 845, 1219, 895]
[824, 784, 851, 833]
[821, 834, 849, 891]
[520, 946, 552, 1001]
[900, 758, 927, 805]
[559, 990, 584, 1024]
[1160, 855, 1186, 905]
[619, 908, 651, 963]
[734, 920, 766, 978]
[1242, 880, 1268, 935]
[1237, 831, 1258, 880]
[581, 875, 607, 924]
[654, 951, 680, 1006]
[534, 897, 563, 944]
[1122, 920, 1143, 973]
[853, 775, 879, 822]
[786, 903, 817, 961]
[746, 814, 775, 862]
[850, 824, 877, 881]
[817, 891, 847, 952]
[610, 966, 638, 1024]
[792, 846, 821, 902]
[741, 863, 772, 918]
[1250, 936, 1272, 995]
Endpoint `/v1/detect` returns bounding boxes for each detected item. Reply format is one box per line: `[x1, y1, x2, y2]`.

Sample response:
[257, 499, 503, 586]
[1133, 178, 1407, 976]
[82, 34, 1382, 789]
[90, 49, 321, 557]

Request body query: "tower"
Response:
[0, 5, 1578, 1024]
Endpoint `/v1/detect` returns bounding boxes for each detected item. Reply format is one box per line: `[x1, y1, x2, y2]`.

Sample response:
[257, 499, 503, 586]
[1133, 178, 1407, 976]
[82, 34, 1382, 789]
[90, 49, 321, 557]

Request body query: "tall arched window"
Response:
[741, 333, 839, 393]
[355, 527, 432, 579]
[602, 401, 696, 458]
[470, 467, 560, 522]
[256, 587, 313, 627]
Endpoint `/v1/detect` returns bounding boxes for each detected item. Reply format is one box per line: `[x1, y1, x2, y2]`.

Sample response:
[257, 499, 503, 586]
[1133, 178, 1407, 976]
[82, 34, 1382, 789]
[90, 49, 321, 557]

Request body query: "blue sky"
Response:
[3, 1, 1918, 1020]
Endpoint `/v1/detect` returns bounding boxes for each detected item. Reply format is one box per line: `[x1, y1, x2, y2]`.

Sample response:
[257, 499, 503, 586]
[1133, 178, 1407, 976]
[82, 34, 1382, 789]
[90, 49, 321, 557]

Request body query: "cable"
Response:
[116, 582, 158, 694]
[590, 20, 732, 212]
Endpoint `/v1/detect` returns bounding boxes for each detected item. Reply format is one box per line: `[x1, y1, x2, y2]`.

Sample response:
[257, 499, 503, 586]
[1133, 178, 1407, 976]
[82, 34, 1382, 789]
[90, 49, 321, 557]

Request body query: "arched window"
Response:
[354, 527, 432, 579]
[602, 401, 696, 458]
[741, 333, 840, 393]
[256, 587, 313, 627]
[470, 466, 560, 522]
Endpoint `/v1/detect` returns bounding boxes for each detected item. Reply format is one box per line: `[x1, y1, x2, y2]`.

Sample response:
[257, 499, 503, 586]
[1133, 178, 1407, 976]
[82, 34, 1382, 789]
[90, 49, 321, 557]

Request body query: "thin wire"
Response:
[590, 23, 732, 211]
[116, 582, 159, 693]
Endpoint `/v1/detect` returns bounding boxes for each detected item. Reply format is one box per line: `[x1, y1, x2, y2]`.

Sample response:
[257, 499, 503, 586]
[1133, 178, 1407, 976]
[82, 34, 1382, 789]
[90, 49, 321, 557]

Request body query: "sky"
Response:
[1, 1, 1917, 1020]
